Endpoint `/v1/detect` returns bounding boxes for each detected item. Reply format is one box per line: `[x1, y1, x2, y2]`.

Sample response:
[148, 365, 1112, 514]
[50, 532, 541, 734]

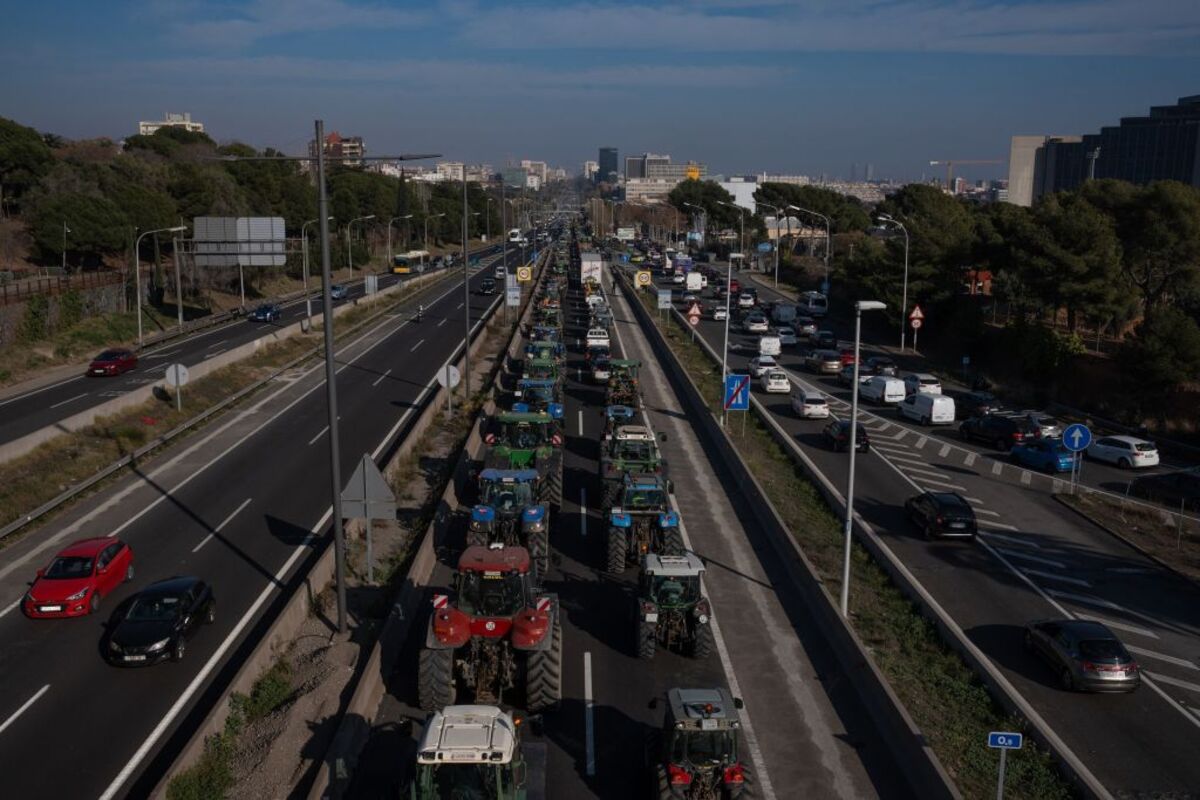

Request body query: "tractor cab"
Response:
[654, 688, 746, 799]
[513, 379, 563, 419]
[522, 357, 559, 383]
[603, 405, 638, 440]
[606, 474, 682, 574]
[471, 470, 550, 576]
[410, 705, 527, 800]
[640, 553, 704, 609]
[486, 411, 563, 452]
[524, 339, 564, 361]
[455, 544, 534, 620]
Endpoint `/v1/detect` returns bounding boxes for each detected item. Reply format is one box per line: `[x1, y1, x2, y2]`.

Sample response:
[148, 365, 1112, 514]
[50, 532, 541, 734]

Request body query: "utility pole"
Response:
[462, 178, 471, 401]
[172, 232, 185, 330]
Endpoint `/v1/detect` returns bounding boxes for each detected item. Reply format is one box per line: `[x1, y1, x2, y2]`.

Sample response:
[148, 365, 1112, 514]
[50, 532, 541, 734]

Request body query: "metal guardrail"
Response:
[0, 270, 124, 306]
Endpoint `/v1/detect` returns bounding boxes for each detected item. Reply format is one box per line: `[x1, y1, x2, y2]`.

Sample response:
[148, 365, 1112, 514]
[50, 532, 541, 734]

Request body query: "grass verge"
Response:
[632, 284, 1075, 800]
[1060, 491, 1199, 582]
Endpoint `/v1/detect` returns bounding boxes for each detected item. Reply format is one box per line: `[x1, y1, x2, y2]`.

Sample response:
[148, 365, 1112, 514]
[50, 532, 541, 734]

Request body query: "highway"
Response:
[348, 240, 913, 798]
[0, 247, 519, 798]
[648, 263, 1200, 796]
[0, 244, 505, 451]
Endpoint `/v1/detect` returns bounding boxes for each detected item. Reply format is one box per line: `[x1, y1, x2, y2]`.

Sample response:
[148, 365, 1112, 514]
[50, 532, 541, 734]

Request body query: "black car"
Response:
[479, 277, 497, 295]
[957, 390, 1002, 418]
[106, 576, 215, 666]
[250, 303, 281, 323]
[904, 491, 977, 539]
[822, 420, 870, 452]
[864, 356, 898, 377]
[958, 413, 1038, 450]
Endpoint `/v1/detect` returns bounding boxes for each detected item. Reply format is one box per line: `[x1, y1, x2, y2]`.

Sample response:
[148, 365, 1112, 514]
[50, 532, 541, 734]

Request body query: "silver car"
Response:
[1024, 619, 1140, 693]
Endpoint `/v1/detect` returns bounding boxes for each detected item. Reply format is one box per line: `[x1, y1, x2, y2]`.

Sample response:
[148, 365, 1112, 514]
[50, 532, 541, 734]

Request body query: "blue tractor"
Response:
[470, 469, 550, 578]
[607, 473, 684, 575]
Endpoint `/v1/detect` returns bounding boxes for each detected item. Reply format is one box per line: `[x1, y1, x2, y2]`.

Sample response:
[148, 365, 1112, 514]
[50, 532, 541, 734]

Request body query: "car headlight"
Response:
[147, 638, 170, 652]
[66, 587, 89, 601]
[109, 640, 122, 652]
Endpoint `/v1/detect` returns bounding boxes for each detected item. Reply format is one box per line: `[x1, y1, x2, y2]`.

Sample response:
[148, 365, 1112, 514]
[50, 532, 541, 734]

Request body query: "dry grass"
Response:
[1061, 491, 1200, 581]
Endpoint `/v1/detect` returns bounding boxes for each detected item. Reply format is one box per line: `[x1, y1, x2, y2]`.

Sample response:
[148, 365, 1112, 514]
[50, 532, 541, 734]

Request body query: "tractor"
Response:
[635, 553, 713, 661]
[484, 411, 564, 508]
[513, 379, 563, 419]
[522, 356, 560, 384]
[524, 338, 564, 362]
[648, 688, 748, 800]
[418, 544, 562, 713]
[599, 425, 668, 506]
[470, 469, 550, 577]
[603, 405, 638, 440]
[606, 473, 684, 574]
[605, 359, 641, 406]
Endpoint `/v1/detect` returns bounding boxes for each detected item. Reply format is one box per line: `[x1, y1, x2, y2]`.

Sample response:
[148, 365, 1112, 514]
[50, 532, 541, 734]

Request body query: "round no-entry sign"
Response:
[688, 312, 701, 326]
[910, 318, 923, 330]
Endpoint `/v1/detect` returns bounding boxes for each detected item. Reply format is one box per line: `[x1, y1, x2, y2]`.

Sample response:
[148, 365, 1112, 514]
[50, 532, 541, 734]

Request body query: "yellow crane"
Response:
[929, 159, 1004, 192]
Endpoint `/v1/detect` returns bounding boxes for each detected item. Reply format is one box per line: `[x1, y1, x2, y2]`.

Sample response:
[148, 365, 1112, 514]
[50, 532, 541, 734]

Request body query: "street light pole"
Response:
[62, 222, 69, 273]
[347, 214, 376, 279]
[387, 214, 413, 270]
[841, 299, 886, 617]
[757, 202, 783, 287]
[462, 178, 471, 402]
[133, 225, 186, 346]
[302, 216, 333, 327]
[878, 214, 911, 351]
[790, 205, 831, 293]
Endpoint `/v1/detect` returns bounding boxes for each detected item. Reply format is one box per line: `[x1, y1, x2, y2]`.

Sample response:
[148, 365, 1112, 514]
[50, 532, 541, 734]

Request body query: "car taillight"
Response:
[724, 764, 745, 785]
[1012, 432, 1023, 440]
[668, 765, 692, 785]
[936, 516, 944, 525]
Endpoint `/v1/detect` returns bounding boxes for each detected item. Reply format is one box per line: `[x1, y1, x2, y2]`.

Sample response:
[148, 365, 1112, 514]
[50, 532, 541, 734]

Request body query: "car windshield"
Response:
[43, 556, 93, 579]
[671, 730, 736, 765]
[457, 571, 525, 617]
[425, 763, 503, 799]
[1135, 442, 1157, 452]
[126, 593, 183, 621]
[623, 488, 666, 508]
[480, 481, 533, 510]
[650, 575, 700, 606]
[96, 351, 122, 361]
[1078, 639, 1129, 663]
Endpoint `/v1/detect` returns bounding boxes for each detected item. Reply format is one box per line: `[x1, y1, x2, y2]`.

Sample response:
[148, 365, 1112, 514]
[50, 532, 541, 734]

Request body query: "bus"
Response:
[392, 250, 430, 274]
[508, 228, 527, 245]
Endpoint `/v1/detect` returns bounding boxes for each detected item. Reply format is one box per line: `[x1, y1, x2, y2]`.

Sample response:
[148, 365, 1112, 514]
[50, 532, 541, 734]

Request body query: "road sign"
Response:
[436, 364, 462, 390]
[657, 289, 673, 310]
[756, 242, 773, 253]
[636, 270, 652, 286]
[1063, 423, 1092, 452]
[909, 304, 925, 320]
[987, 732, 1023, 750]
[724, 374, 750, 411]
[910, 318, 923, 330]
[686, 301, 703, 317]
[341, 454, 396, 520]
[364, 274, 379, 295]
[688, 312, 701, 326]
[164, 363, 189, 388]
[506, 286, 521, 307]
[820, 279, 830, 296]
[516, 266, 533, 282]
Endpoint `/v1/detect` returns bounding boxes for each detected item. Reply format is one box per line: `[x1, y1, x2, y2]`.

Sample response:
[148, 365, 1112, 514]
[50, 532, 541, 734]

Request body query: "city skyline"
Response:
[1, 1, 1197, 182]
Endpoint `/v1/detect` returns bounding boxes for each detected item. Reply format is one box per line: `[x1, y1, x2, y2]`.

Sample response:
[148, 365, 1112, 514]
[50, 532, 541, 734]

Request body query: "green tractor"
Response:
[648, 688, 749, 800]
[605, 359, 641, 406]
[521, 356, 560, 384]
[484, 411, 565, 508]
[599, 424, 669, 506]
[635, 552, 714, 661]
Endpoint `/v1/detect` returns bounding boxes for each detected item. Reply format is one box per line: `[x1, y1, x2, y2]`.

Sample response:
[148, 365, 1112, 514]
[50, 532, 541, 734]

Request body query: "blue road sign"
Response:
[724, 374, 750, 411]
[987, 732, 1023, 750]
[1062, 423, 1092, 452]
[756, 242, 773, 253]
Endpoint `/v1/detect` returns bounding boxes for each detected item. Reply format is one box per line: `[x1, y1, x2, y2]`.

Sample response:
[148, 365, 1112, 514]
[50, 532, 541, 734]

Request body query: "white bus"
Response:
[392, 250, 430, 274]
[508, 228, 528, 245]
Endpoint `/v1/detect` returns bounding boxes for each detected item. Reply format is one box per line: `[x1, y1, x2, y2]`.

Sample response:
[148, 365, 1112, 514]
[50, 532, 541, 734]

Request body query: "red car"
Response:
[838, 348, 858, 366]
[24, 537, 134, 618]
[88, 349, 138, 377]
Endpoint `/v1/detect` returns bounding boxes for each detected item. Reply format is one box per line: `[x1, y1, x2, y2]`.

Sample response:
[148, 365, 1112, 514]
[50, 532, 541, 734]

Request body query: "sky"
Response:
[1, 0, 1198, 182]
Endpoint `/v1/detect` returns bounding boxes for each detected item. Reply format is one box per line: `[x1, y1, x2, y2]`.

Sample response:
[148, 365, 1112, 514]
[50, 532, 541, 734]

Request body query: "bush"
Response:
[20, 294, 49, 342]
[165, 732, 234, 800]
[232, 658, 293, 723]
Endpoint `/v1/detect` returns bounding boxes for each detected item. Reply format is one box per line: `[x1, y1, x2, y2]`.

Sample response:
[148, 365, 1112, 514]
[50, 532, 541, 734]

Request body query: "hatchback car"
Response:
[957, 390, 1002, 418]
[24, 538, 134, 618]
[904, 492, 977, 540]
[742, 312, 769, 333]
[775, 327, 798, 347]
[1011, 439, 1075, 473]
[809, 330, 837, 349]
[792, 390, 830, 419]
[794, 316, 818, 336]
[106, 576, 216, 666]
[591, 357, 612, 384]
[250, 303, 281, 323]
[330, 284, 349, 300]
[760, 370, 790, 393]
[747, 355, 778, 377]
[737, 291, 757, 309]
[1087, 436, 1160, 469]
[823, 420, 870, 452]
[805, 350, 842, 375]
[1018, 412, 1063, 439]
[864, 356, 898, 377]
[1024, 619, 1140, 693]
[711, 306, 728, 321]
[479, 277, 497, 295]
[88, 349, 138, 377]
[904, 373, 942, 395]
[959, 414, 1039, 450]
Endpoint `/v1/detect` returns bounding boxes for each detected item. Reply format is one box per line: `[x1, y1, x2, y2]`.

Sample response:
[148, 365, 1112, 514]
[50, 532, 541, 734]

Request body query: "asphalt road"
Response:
[0, 245, 522, 798]
[349, 243, 912, 799]
[0, 244, 506, 449]
[648, 265, 1200, 796]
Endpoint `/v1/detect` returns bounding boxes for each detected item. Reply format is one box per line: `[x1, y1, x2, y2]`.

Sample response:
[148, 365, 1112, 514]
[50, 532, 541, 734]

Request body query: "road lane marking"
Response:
[1046, 589, 1174, 634]
[992, 461, 1003, 475]
[437, 318, 446, 327]
[1020, 470, 1032, 485]
[980, 531, 1038, 548]
[903, 465, 954, 480]
[972, 508, 1001, 517]
[913, 477, 967, 491]
[994, 548, 1064, 568]
[410, 338, 425, 352]
[192, 497, 253, 553]
[204, 349, 226, 359]
[964, 452, 977, 467]
[48, 392, 88, 409]
[580, 488, 587, 538]
[1145, 671, 1200, 695]
[914, 436, 928, 449]
[577, 410, 583, 436]
[144, 348, 182, 359]
[1022, 568, 1091, 587]
[206, 337, 230, 348]
[584, 651, 595, 777]
[372, 368, 392, 388]
[0, 598, 20, 619]
[1127, 646, 1199, 671]
[455, 302, 463, 310]
[0, 684, 50, 736]
[0, 376, 84, 408]
[977, 519, 1020, 531]
[938, 444, 951, 457]
[307, 426, 330, 446]
[875, 453, 925, 466]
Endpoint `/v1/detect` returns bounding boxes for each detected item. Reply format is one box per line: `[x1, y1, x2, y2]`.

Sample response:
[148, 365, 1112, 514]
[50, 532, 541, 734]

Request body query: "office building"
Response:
[583, 160, 598, 180]
[436, 161, 465, 181]
[598, 147, 619, 183]
[138, 112, 204, 136]
[309, 131, 365, 167]
[520, 160, 548, 183]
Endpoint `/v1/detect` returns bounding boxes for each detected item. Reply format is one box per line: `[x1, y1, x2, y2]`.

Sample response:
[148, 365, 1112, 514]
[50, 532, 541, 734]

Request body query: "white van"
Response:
[799, 291, 828, 318]
[860, 376, 906, 404]
[898, 393, 956, 425]
[686, 272, 703, 292]
[758, 334, 782, 357]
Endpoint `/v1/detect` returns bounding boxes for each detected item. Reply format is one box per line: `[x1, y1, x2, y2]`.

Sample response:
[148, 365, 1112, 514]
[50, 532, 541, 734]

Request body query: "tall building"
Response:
[437, 161, 465, 181]
[138, 112, 204, 136]
[520, 160, 548, 183]
[598, 147, 619, 183]
[309, 131, 365, 167]
[865, 163, 875, 182]
[583, 160, 598, 180]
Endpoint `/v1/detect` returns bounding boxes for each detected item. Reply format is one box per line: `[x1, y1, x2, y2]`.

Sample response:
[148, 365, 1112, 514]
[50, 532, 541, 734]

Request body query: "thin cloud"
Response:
[166, 0, 430, 48]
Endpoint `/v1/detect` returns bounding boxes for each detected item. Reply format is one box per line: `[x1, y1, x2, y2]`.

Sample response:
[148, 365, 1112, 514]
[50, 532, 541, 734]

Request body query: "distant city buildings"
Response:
[583, 160, 598, 180]
[309, 131, 365, 167]
[437, 161, 465, 181]
[520, 159, 548, 183]
[598, 147, 619, 183]
[138, 112, 204, 136]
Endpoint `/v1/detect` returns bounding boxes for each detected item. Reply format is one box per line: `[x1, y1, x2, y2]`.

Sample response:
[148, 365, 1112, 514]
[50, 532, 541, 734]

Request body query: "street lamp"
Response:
[877, 213, 911, 351]
[841, 299, 887, 617]
[62, 222, 70, 273]
[425, 212, 446, 253]
[756, 202, 783, 287]
[387, 214, 413, 271]
[788, 205, 831, 294]
[303, 216, 334, 326]
[683, 202, 706, 249]
[720, 201, 746, 273]
[133, 225, 187, 346]
[485, 197, 494, 242]
[346, 214, 376, 278]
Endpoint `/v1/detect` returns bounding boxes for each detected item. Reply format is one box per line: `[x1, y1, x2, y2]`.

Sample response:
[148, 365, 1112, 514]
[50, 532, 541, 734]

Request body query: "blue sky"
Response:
[2, 0, 1198, 181]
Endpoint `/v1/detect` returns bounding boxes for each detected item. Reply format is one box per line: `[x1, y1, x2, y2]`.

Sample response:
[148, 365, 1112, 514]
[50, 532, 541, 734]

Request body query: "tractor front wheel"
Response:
[527, 621, 563, 711]
[606, 527, 628, 574]
[418, 647, 456, 713]
[637, 618, 657, 661]
[692, 620, 714, 660]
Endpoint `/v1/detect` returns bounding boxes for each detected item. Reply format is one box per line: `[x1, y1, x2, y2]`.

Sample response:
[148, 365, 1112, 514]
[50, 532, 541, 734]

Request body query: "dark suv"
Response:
[959, 413, 1037, 450]
[823, 420, 870, 452]
[479, 277, 496, 295]
[904, 491, 977, 540]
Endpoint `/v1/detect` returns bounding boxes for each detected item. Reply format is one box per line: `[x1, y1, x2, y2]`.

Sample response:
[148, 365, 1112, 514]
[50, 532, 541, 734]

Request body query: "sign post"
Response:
[340, 454, 398, 584]
[908, 305, 925, 353]
[438, 363, 462, 415]
[987, 731, 1023, 799]
[164, 363, 189, 412]
[1062, 423, 1092, 493]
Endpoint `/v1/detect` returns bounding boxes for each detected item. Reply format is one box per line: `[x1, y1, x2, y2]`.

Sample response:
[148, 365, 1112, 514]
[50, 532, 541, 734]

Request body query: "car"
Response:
[105, 576, 215, 666]
[494, 265, 506, 279]
[760, 370, 790, 393]
[791, 390, 830, 419]
[837, 348, 858, 367]
[88, 349, 138, 377]
[864, 356, 898, 377]
[904, 373, 942, 395]
[809, 330, 837, 349]
[479, 277, 497, 295]
[904, 492, 977, 539]
[794, 316, 818, 336]
[1129, 466, 1200, 506]
[860, 376, 907, 404]
[585, 327, 611, 349]
[1086, 435, 1160, 469]
[804, 349, 842, 375]
[681, 293, 700, 306]
[1016, 411, 1063, 439]
[1024, 619, 1140, 692]
[729, 278, 741, 294]
[1011, 438, 1075, 473]
[591, 356, 612, 383]
[776, 327, 798, 347]
[737, 291, 757, 309]
[585, 344, 610, 364]
[671, 273, 686, 284]
[959, 414, 1039, 450]
[957, 390, 1002, 418]
[758, 334, 782, 357]
[712, 306, 728, 321]
[747, 355, 778, 377]
[898, 393, 956, 425]
[836, 364, 870, 388]
[249, 303, 281, 323]
[330, 284, 349, 300]
[742, 312, 769, 333]
[24, 538, 134, 618]
[823, 420, 870, 452]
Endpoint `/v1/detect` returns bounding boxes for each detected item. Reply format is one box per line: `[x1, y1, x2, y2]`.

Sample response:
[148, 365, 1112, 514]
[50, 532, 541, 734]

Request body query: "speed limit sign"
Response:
[911, 318, 923, 330]
[636, 270, 652, 287]
[517, 266, 532, 283]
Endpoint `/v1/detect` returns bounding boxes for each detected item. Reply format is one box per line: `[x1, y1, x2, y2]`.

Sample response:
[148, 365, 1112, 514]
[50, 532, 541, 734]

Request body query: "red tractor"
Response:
[418, 544, 562, 713]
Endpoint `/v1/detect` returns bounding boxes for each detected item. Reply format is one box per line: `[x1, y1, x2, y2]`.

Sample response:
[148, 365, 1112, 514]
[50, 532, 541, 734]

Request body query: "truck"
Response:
[686, 271, 703, 293]
[580, 252, 603, 287]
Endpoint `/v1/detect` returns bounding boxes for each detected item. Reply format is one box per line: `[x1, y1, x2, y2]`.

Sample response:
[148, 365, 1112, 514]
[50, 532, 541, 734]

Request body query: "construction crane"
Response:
[929, 159, 1004, 193]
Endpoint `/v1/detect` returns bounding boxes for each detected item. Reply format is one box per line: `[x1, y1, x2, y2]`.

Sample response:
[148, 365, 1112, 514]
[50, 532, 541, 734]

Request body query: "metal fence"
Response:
[0, 270, 125, 306]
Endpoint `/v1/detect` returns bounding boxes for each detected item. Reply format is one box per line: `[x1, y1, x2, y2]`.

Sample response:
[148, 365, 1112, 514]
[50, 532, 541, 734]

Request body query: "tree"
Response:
[668, 179, 737, 230]
[27, 192, 127, 262]
[0, 117, 54, 212]
[752, 183, 870, 233]
[1116, 307, 1200, 421]
[1032, 193, 1127, 331]
[875, 184, 977, 307]
[108, 184, 178, 232]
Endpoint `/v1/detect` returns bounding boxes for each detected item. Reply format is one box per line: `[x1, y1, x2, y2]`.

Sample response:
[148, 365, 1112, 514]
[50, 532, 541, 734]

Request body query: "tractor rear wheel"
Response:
[528, 528, 550, 581]
[655, 765, 674, 800]
[637, 618, 657, 660]
[527, 620, 562, 711]
[606, 527, 628, 574]
[662, 527, 685, 556]
[691, 620, 714, 660]
[417, 647, 456, 712]
[546, 464, 564, 509]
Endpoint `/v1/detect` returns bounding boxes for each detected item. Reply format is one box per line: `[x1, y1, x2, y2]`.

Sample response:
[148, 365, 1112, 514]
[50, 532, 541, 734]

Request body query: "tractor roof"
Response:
[666, 688, 741, 730]
[458, 544, 531, 573]
[496, 411, 553, 424]
[643, 552, 705, 577]
[610, 359, 641, 368]
[624, 472, 667, 487]
[528, 357, 558, 367]
[416, 705, 517, 764]
[614, 425, 654, 442]
[478, 468, 539, 482]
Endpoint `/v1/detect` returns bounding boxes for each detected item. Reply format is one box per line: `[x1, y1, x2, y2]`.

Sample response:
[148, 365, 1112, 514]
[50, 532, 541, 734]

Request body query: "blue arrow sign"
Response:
[987, 732, 1023, 750]
[1062, 423, 1092, 452]
[724, 374, 750, 411]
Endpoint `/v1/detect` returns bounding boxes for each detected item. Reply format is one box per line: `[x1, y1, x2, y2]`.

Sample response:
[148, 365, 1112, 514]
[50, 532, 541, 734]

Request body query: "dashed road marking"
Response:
[584, 651, 595, 776]
[938, 444, 951, 458]
[1020, 470, 1032, 485]
[978, 519, 1020, 531]
[994, 547, 1064, 568]
[192, 497, 253, 553]
[913, 477, 967, 491]
[1128, 646, 1200, 671]
[915, 436, 928, 449]
[964, 452, 977, 467]
[410, 338, 425, 352]
[992, 461, 1003, 476]
[0, 684, 50, 736]
[307, 425, 330, 446]
[1144, 671, 1200, 695]
[49, 392, 88, 409]
[904, 465, 954, 481]
[981, 531, 1035, 548]
[372, 368, 392, 388]
[1023, 568, 1091, 588]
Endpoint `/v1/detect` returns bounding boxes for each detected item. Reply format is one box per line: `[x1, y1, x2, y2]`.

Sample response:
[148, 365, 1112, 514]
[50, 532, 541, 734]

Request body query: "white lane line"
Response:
[0, 598, 21, 619]
[455, 302, 464, 310]
[1077, 614, 1156, 639]
[0, 375, 83, 408]
[992, 461, 1003, 475]
[577, 410, 584, 437]
[1127, 646, 1200, 671]
[1046, 589, 1175, 634]
[1020, 470, 1032, 485]
[938, 444, 951, 458]
[584, 651, 595, 777]
[972, 508, 1001, 517]
[0, 684, 50, 736]
[892, 427, 910, 441]
[978, 519, 1020, 531]
[1145, 671, 1200, 694]
[913, 477, 968, 491]
[48, 392, 88, 409]
[144, 348, 182, 359]
[205, 349, 226, 359]
[964, 496, 985, 504]
[964, 452, 977, 467]
[206, 337, 230, 348]
[192, 497, 253, 553]
[372, 368, 392, 388]
[903, 465, 954, 480]
[874, 453, 925, 466]
[410, 338, 425, 352]
[994, 547, 1064, 568]
[980, 531, 1039, 548]
[914, 436, 928, 449]
[307, 425, 330, 446]
[437, 318, 447, 327]
[1023, 568, 1091, 588]
[580, 488, 587, 538]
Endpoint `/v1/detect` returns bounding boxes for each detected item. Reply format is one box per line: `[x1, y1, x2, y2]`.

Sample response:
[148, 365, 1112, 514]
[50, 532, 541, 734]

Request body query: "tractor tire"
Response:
[655, 765, 673, 800]
[606, 527, 628, 574]
[418, 647, 456, 712]
[546, 465, 564, 509]
[527, 620, 563, 711]
[691, 620, 714, 660]
[529, 527, 550, 582]
[637, 618, 658, 661]
[662, 527, 685, 556]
